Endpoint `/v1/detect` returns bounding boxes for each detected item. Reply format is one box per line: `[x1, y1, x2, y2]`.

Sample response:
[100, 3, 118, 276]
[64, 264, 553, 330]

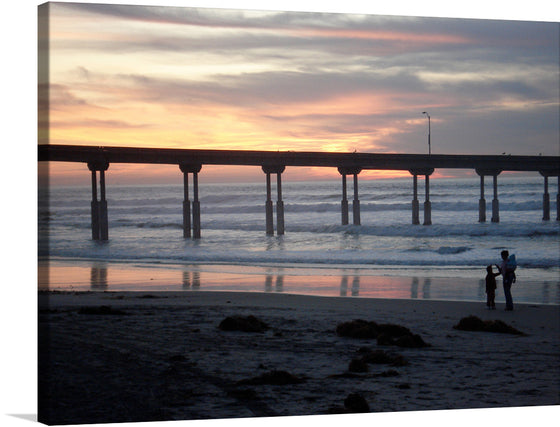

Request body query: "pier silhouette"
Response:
[39, 144, 560, 241]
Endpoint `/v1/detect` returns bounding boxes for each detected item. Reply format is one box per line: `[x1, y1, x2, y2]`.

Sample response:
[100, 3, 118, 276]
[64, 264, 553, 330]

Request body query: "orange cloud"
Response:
[293, 27, 470, 45]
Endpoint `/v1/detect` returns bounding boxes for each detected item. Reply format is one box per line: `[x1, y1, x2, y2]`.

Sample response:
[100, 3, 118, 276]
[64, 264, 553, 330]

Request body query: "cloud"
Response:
[52, 118, 153, 130]
[45, 3, 559, 157]
[47, 84, 90, 109]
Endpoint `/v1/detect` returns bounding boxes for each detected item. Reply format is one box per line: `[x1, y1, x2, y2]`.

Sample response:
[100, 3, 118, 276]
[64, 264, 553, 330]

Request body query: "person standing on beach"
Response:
[485, 265, 500, 309]
[496, 250, 515, 311]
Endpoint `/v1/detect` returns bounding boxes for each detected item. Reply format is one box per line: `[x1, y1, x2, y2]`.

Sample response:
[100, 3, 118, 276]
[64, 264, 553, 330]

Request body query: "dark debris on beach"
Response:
[219, 315, 270, 333]
[453, 315, 526, 335]
[327, 392, 371, 414]
[336, 319, 430, 348]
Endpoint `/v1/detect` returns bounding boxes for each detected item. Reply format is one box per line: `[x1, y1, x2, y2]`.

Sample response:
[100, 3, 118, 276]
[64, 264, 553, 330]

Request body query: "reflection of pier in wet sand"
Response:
[90, 263, 108, 290]
[265, 273, 284, 293]
[339, 276, 361, 297]
[410, 277, 432, 300]
[38, 261, 560, 304]
[182, 270, 201, 289]
[38, 261, 558, 304]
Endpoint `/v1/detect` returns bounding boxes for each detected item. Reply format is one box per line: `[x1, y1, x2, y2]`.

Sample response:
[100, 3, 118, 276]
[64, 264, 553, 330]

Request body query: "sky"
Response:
[39, 1, 559, 184]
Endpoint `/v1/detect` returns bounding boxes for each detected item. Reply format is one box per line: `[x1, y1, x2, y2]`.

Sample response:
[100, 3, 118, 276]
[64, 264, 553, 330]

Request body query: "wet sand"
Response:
[40, 259, 560, 304]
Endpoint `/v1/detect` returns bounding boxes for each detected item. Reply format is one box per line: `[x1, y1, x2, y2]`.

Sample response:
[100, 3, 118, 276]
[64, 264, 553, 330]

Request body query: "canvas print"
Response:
[38, 2, 559, 425]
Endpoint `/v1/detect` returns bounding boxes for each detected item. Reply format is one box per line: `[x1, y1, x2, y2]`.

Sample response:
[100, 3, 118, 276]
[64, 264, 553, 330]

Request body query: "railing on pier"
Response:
[38, 144, 560, 240]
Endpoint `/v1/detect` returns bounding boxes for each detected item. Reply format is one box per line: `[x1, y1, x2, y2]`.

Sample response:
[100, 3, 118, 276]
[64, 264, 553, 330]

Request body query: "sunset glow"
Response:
[40, 2, 559, 184]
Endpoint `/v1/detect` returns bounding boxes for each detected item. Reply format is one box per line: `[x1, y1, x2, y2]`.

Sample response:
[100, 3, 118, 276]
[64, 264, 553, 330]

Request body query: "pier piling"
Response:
[276, 172, 285, 235]
[476, 169, 502, 223]
[412, 174, 420, 225]
[543, 175, 550, 221]
[478, 175, 486, 223]
[193, 171, 201, 239]
[265, 172, 274, 235]
[338, 167, 361, 225]
[99, 168, 108, 240]
[424, 174, 432, 225]
[352, 172, 361, 225]
[340, 173, 349, 225]
[182, 170, 191, 238]
[89, 165, 99, 240]
[409, 169, 433, 225]
[87, 161, 109, 241]
[262, 165, 285, 235]
[179, 164, 202, 239]
[491, 174, 500, 223]
[538, 172, 560, 221]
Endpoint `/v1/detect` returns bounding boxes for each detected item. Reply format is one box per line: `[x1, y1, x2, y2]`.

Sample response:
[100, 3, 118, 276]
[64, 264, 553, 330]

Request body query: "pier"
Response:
[39, 144, 560, 240]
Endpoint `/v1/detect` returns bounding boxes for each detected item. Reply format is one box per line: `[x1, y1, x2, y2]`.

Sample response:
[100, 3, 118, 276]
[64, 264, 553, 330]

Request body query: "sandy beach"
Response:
[37, 290, 559, 425]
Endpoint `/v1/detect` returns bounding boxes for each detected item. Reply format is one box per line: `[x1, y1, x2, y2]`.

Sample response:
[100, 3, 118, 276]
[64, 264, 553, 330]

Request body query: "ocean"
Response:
[38, 176, 559, 304]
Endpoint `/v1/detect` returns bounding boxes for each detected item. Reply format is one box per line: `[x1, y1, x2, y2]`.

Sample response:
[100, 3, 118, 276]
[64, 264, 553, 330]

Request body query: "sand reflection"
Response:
[182, 270, 201, 289]
[39, 260, 558, 304]
[90, 263, 108, 290]
[410, 277, 432, 299]
[265, 272, 284, 293]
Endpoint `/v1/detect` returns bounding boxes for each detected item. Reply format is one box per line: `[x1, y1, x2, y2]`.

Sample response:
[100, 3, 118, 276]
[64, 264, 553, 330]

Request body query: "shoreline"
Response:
[39, 290, 560, 425]
[39, 259, 560, 305]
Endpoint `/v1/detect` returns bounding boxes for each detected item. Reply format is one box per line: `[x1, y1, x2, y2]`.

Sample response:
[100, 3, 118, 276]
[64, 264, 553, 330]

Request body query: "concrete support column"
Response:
[423, 174, 432, 225]
[542, 175, 550, 221]
[411, 174, 420, 225]
[340, 174, 349, 225]
[338, 167, 361, 225]
[88, 161, 109, 241]
[538, 171, 557, 221]
[409, 168, 433, 225]
[491, 174, 500, 223]
[276, 172, 285, 235]
[179, 164, 202, 239]
[89, 168, 99, 241]
[476, 169, 501, 224]
[182, 172, 191, 238]
[192, 171, 201, 239]
[262, 165, 285, 235]
[99, 169, 108, 241]
[265, 172, 274, 235]
[352, 173, 361, 225]
[478, 175, 486, 223]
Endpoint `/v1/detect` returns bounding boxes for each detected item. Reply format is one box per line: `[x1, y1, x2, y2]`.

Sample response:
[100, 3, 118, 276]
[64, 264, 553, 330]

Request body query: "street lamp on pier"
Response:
[422, 111, 431, 155]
